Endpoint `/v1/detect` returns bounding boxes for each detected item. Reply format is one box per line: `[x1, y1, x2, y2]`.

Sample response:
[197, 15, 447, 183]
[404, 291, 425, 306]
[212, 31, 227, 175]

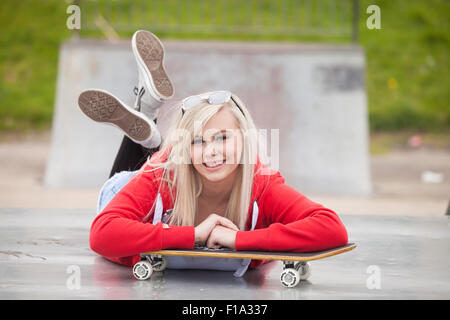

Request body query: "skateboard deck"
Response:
[133, 243, 356, 287]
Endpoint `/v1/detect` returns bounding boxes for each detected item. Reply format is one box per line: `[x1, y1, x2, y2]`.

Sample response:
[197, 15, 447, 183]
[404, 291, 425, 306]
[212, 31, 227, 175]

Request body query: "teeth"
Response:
[204, 160, 224, 167]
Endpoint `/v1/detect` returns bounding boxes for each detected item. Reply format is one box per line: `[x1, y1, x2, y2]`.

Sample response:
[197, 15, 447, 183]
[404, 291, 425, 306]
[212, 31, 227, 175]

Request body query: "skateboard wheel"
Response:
[152, 256, 168, 272]
[133, 261, 153, 280]
[280, 268, 300, 288]
[296, 262, 311, 280]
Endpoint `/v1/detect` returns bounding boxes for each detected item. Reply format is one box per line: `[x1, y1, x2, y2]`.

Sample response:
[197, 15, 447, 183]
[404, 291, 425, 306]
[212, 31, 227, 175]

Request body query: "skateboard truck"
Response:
[280, 261, 311, 288]
[132, 254, 168, 281]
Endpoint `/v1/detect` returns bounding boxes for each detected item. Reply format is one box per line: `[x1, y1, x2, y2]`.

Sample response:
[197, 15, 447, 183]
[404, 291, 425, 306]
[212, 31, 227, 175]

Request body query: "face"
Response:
[190, 107, 243, 183]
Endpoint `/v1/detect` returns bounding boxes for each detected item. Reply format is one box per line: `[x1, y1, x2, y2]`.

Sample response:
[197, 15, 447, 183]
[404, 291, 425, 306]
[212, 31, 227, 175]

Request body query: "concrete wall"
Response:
[45, 39, 371, 195]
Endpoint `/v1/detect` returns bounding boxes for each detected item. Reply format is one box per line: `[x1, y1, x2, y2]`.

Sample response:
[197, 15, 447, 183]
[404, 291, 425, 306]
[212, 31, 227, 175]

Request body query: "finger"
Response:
[217, 217, 239, 231]
[206, 236, 215, 249]
[207, 240, 221, 249]
[209, 213, 235, 228]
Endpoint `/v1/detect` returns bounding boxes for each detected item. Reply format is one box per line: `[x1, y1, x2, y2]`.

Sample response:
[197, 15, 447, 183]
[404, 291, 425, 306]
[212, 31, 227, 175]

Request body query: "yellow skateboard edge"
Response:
[141, 243, 356, 262]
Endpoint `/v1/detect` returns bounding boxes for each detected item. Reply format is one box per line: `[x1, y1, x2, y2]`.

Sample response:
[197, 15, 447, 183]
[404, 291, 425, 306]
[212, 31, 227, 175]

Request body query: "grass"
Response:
[370, 131, 450, 155]
[0, 0, 71, 132]
[359, 0, 449, 132]
[0, 0, 448, 135]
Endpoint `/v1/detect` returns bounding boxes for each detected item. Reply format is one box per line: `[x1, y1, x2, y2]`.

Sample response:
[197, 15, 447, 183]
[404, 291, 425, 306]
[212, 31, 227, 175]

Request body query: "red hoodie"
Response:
[90, 147, 348, 268]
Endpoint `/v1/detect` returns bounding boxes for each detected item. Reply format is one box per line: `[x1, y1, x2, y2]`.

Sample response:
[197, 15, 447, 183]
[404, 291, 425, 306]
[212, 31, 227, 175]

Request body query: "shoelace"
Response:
[133, 86, 146, 111]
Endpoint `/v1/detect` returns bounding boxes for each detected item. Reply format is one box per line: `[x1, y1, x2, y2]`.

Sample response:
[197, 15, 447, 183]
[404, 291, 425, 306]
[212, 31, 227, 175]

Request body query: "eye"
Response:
[215, 135, 227, 142]
[192, 138, 204, 145]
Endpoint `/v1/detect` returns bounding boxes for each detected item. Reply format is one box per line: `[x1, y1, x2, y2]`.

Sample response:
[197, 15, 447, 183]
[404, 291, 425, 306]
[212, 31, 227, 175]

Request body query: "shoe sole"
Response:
[78, 90, 151, 142]
[133, 30, 174, 100]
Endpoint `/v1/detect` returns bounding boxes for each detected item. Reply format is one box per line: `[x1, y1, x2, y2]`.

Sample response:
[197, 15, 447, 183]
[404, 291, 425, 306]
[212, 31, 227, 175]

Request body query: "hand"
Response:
[194, 214, 239, 246]
[206, 225, 237, 250]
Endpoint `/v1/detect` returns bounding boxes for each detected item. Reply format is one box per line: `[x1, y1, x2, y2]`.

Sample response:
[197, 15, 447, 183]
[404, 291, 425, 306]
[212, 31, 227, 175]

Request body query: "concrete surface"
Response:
[44, 39, 371, 195]
[0, 208, 449, 299]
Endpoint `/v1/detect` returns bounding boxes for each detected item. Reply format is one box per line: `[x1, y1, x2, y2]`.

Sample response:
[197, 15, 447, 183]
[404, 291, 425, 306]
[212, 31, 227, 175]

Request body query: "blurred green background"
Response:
[0, 0, 448, 140]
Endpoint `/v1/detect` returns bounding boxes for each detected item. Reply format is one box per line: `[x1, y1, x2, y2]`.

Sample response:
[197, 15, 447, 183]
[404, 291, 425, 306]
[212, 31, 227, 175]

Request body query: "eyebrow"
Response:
[194, 129, 230, 139]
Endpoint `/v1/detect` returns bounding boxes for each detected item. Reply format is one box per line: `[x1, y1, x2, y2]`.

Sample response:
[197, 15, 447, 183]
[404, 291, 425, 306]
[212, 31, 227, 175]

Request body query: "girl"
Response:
[79, 30, 348, 277]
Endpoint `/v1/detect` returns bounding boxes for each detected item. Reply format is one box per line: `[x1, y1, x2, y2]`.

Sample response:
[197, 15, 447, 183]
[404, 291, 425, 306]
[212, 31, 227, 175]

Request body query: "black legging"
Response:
[109, 119, 160, 178]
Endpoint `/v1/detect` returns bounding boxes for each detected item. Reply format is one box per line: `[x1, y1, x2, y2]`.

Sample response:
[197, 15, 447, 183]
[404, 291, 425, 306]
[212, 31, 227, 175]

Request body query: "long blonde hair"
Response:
[144, 92, 262, 230]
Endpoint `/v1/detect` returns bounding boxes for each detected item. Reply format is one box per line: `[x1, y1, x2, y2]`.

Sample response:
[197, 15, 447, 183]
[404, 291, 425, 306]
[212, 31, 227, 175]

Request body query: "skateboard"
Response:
[133, 243, 356, 288]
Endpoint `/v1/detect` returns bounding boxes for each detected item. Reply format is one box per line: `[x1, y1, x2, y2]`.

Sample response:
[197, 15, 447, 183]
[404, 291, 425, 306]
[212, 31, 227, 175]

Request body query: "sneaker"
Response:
[132, 30, 174, 119]
[78, 89, 161, 149]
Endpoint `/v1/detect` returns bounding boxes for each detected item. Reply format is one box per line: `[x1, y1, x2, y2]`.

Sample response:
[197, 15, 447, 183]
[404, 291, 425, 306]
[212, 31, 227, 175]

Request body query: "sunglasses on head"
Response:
[181, 90, 245, 117]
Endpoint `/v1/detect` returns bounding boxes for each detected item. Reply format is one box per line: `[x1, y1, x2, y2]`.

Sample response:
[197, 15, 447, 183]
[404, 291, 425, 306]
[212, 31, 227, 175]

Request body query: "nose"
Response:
[203, 140, 218, 158]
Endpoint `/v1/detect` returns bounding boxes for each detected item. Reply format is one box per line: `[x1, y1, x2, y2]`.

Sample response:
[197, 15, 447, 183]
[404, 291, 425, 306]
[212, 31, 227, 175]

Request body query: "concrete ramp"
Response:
[45, 39, 371, 195]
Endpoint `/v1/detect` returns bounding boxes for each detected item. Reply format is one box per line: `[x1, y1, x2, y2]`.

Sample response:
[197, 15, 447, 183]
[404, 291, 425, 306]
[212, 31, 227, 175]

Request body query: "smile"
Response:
[203, 160, 225, 170]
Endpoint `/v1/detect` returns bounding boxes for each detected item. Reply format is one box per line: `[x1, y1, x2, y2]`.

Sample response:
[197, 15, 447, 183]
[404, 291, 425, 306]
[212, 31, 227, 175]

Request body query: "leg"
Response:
[98, 127, 161, 213]
[98, 133, 160, 213]
[109, 116, 161, 177]
[97, 169, 139, 214]
[109, 135, 159, 178]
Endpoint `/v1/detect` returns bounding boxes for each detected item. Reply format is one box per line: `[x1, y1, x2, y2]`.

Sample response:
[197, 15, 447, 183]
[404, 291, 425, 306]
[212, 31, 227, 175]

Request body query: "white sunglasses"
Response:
[181, 91, 244, 116]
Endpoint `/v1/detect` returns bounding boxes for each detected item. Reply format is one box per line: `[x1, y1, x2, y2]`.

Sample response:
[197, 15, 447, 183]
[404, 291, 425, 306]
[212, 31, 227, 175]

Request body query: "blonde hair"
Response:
[144, 92, 262, 231]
